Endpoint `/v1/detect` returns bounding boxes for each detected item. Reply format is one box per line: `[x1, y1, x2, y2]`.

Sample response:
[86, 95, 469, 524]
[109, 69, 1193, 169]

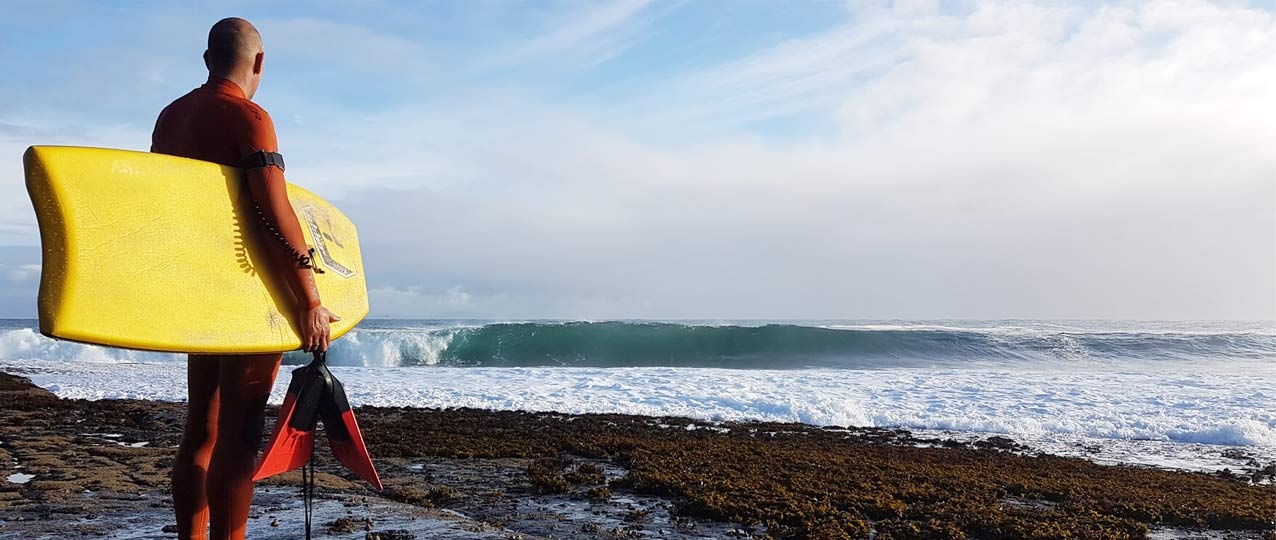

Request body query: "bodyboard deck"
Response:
[23, 145, 368, 354]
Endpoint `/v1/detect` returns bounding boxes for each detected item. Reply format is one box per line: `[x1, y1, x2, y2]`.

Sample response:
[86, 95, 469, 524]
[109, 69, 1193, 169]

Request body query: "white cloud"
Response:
[369, 285, 472, 317]
[2, 264, 41, 282]
[257, 18, 435, 78]
[328, 0, 1274, 318]
[478, 0, 656, 71]
[1, 0, 1271, 319]
[0, 121, 153, 247]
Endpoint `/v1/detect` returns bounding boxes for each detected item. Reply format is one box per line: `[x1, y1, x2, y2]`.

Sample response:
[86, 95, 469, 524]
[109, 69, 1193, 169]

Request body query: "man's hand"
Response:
[300, 306, 341, 352]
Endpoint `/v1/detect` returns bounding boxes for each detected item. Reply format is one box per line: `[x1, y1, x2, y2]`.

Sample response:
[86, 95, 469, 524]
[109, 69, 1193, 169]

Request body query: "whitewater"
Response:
[1, 319, 1272, 472]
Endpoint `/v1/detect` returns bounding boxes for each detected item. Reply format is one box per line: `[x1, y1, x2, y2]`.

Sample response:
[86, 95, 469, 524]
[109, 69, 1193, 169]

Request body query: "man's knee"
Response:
[182, 404, 220, 448]
[239, 405, 268, 451]
[182, 423, 218, 450]
[214, 353, 280, 453]
[215, 398, 270, 453]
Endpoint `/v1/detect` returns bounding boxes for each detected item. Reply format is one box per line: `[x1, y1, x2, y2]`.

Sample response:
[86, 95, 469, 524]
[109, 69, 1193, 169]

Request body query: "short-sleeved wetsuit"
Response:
[151, 77, 319, 309]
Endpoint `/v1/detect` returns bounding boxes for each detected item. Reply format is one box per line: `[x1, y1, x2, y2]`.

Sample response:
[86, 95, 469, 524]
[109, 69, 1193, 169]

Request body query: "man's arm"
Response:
[237, 107, 340, 351]
[244, 164, 321, 308]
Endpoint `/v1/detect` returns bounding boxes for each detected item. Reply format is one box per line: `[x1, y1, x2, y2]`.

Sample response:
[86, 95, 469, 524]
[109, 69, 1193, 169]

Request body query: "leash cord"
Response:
[303, 351, 322, 539]
[252, 200, 325, 274]
[303, 453, 314, 540]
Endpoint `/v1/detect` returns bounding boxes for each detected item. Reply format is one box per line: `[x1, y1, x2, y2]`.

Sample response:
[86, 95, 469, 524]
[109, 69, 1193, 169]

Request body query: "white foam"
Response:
[7, 473, 34, 484]
[821, 321, 1276, 336]
[2, 321, 1270, 471]
[6, 322, 1273, 371]
[4, 359, 1272, 470]
[0, 328, 181, 364]
[0, 324, 469, 368]
[322, 326, 463, 367]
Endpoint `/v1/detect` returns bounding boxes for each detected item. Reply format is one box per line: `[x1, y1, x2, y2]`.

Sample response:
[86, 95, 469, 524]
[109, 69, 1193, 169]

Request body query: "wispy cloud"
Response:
[1, 263, 41, 283]
[369, 286, 473, 318]
[0, 0, 1271, 319]
[333, 0, 1274, 318]
[637, 19, 906, 126]
[258, 18, 435, 80]
[479, 0, 657, 72]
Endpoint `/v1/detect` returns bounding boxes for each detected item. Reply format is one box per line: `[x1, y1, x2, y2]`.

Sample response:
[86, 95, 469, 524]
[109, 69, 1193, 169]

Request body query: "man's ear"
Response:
[203, 50, 212, 71]
[253, 52, 264, 75]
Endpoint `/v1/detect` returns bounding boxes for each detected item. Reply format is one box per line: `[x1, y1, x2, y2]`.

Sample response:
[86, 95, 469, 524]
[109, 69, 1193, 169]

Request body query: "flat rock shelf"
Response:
[0, 372, 1272, 539]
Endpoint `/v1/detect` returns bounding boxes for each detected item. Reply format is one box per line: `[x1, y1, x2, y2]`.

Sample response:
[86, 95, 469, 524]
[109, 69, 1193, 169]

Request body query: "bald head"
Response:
[206, 18, 261, 73]
[204, 18, 265, 98]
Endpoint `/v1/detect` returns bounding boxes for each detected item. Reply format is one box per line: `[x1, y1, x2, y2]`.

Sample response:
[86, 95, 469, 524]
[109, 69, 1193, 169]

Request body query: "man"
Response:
[151, 18, 340, 540]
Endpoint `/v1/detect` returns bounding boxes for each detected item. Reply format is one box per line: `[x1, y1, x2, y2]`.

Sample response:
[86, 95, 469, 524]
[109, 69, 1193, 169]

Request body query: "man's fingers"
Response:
[298, 308, 339, 353]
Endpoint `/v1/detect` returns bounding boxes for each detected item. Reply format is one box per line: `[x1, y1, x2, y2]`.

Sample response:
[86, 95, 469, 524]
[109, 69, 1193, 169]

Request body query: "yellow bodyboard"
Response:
[23, 146, 369, 354]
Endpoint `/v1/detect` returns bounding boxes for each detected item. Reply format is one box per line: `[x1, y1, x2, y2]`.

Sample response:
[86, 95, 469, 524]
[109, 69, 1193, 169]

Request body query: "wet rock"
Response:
[329, 516, 361, 533]
[366, 529, 415, 540]
[3, 372, 1274, 539]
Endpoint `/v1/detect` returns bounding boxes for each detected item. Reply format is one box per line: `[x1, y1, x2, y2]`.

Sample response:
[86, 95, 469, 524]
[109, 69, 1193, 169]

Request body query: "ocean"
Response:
[1, 319, 1272, 472]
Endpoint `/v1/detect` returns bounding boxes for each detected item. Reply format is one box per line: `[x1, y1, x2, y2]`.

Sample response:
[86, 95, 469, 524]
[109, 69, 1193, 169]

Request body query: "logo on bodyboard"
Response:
[299, 205, 355, 278]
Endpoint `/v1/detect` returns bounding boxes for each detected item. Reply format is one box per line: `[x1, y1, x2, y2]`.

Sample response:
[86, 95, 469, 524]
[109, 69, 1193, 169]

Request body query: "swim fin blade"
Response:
[252, 354, 382, 491]
[252, 364, 321, 481]
[319, 374, 384, 491]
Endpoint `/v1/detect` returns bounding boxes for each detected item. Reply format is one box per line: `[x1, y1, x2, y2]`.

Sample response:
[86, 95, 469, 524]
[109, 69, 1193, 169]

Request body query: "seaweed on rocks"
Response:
[564, 463, 605, 485]
[2, 373, 1272, 540]
[527, 458, 573, 494]
[357, 406, 1275, 539]
[384, 485, 457, 508]
[586, 486, 612, 501]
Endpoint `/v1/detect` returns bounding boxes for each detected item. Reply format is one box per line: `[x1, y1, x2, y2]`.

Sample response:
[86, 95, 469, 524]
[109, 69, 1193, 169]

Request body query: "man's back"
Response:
[151, 78, 277, 167]
[152, 19, 336, 538]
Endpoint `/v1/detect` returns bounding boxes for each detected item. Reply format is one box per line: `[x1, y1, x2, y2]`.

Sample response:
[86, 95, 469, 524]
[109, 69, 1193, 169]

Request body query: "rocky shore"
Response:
[1, 372, 1272, 539]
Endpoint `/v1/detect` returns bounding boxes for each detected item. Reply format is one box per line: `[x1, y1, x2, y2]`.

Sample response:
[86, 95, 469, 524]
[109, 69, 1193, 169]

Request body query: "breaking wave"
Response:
[2, 320, 1272, 370]
[313, 320, 1276, 369]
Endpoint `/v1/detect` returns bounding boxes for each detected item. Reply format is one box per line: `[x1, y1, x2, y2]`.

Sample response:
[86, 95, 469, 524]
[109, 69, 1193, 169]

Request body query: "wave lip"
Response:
[311, 321, 1276, 369]
[4, 319, 1273, 369]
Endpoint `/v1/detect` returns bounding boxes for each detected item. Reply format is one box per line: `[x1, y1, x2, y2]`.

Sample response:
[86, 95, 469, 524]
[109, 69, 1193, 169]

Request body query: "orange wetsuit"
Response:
[152, 77, 320, 540]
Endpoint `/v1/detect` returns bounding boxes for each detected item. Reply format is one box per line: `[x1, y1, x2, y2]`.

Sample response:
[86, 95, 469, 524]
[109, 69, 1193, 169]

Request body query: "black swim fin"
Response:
[253, 352, 382, 490]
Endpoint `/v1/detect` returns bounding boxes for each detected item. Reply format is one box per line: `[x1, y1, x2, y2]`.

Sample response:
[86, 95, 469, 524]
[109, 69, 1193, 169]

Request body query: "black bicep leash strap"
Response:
[242, 150, 286, 172]
[241, 151, 324, 274]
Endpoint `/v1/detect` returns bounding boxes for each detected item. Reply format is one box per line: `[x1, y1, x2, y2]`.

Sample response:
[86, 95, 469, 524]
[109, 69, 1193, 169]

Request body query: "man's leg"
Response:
[173, 355, 222, 540]
[206, 353, 282, 540]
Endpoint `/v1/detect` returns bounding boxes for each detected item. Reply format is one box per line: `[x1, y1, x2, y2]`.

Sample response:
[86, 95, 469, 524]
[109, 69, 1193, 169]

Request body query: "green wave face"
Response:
[410, 322, 1276, 369]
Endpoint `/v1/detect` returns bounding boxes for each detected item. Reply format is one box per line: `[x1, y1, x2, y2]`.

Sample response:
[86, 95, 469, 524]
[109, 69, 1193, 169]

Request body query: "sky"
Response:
[0, 0, 1272, 320]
